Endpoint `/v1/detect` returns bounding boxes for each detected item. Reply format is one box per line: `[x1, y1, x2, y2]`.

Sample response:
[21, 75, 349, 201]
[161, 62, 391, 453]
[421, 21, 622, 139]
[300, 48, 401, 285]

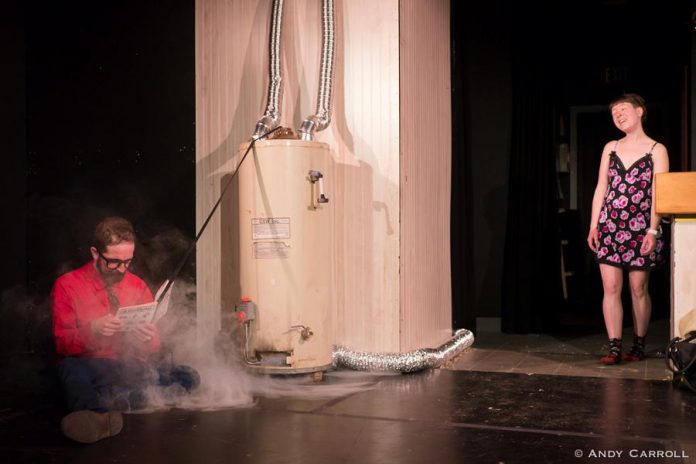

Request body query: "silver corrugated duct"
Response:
[332, 329, 475, 373]
[253, 0, 285, 139]
[299, 0, 336, 141]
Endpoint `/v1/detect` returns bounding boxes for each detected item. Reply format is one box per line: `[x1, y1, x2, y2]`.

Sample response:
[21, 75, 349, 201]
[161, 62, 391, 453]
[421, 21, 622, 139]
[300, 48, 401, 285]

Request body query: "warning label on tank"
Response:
[253, 241, 290, 259]
[252, 217, 291, 240]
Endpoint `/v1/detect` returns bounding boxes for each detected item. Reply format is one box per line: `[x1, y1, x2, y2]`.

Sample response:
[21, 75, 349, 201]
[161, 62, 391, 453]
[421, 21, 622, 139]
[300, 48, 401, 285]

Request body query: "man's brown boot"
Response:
[60, 410, 123, 444]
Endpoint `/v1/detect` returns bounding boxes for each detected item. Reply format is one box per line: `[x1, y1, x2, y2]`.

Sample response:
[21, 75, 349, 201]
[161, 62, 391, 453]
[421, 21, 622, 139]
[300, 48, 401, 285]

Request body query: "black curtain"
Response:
[450, 2, 475, 332]
[25, 0, 195, 295]
[501, 14, 563, 334]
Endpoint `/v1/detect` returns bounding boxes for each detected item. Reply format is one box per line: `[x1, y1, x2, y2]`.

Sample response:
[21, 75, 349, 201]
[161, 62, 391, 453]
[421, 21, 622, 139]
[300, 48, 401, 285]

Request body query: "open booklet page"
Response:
[115, 280, 171, 331]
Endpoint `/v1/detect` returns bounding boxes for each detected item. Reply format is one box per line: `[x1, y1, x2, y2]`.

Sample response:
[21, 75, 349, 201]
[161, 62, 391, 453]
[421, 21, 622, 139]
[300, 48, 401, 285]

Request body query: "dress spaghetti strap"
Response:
[648, 141, 658, 154]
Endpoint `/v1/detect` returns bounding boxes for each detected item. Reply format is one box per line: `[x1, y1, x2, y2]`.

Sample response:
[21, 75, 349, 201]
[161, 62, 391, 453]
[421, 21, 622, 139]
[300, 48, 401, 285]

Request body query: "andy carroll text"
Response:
[585, 449, 688, 459]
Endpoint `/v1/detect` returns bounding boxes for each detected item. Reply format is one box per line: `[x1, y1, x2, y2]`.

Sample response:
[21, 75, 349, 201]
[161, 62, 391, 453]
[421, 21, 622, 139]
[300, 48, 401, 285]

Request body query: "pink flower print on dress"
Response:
[597, 150, 660, 268]
[631, 190, 644, 204]
[629, 216, 646, 231]
[612, 195, 629, 209]
[615, 230, 631, 243]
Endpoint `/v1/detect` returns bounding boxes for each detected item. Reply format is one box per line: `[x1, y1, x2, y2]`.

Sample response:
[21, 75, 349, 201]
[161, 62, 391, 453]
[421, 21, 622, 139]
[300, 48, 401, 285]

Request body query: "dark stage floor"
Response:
[2, 366, 696, 464]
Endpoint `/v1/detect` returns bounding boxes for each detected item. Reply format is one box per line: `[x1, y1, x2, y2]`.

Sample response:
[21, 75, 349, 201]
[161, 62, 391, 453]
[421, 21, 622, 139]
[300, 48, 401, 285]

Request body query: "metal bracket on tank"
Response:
[309, 170, 329, 206]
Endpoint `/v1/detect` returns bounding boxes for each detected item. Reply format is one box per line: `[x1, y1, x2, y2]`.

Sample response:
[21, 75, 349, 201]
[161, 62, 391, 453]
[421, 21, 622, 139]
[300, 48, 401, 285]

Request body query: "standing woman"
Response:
[587, 93, 669, 365]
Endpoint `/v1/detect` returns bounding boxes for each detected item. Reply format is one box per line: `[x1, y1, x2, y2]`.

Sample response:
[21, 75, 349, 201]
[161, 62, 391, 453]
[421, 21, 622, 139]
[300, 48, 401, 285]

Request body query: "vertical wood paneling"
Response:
[196, 0, 402, 351]
[331, 0, 401, 351]
[195, 0, 270, 343]
[399, 0, 453, 350]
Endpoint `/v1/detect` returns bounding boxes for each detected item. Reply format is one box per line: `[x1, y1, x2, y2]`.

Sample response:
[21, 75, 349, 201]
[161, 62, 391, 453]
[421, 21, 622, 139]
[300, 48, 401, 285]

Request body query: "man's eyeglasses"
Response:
[98, 250, 133, 270]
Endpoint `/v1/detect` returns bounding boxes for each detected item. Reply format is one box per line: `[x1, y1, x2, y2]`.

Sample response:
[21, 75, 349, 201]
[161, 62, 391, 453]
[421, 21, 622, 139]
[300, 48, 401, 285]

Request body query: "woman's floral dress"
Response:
[595, 142, 664, 270]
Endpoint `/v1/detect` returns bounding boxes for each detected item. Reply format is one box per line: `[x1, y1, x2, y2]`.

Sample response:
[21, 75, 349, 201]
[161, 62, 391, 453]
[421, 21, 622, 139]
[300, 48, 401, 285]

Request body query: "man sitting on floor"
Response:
[52, 216, 199, 443]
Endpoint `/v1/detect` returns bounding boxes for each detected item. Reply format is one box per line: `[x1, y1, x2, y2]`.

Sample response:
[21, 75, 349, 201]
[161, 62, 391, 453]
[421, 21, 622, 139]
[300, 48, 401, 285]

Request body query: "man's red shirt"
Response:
[51, 262, 160, 359]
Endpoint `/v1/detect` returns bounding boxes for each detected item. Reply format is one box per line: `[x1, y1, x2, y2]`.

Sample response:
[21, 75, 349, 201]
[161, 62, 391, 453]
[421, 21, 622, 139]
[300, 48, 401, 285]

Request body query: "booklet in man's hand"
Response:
[115, 280, 171, 331]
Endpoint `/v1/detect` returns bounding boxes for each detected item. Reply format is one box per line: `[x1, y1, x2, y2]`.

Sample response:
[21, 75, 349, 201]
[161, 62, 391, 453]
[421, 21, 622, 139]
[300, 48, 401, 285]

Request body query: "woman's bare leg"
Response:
[600, 264, 624, 339]
[628, 269, 651, 338]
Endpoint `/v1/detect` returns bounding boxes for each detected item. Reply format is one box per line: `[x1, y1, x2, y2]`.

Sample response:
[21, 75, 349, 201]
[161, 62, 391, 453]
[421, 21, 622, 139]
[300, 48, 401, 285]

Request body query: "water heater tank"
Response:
[236, 139, 334, 374]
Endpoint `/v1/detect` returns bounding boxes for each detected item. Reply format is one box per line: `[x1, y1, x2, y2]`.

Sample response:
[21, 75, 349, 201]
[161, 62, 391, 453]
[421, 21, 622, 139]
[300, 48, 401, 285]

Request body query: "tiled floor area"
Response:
[449, 318, 672, 381]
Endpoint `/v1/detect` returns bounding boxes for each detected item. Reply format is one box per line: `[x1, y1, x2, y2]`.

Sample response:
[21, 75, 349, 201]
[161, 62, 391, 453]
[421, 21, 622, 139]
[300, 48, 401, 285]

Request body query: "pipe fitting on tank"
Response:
[253, 114, 281, 140]
[309, 170, 329, 204]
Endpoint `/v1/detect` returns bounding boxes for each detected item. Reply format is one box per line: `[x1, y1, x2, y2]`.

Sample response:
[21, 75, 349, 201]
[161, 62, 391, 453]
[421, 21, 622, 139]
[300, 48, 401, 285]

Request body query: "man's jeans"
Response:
[58, 357, 200, 412]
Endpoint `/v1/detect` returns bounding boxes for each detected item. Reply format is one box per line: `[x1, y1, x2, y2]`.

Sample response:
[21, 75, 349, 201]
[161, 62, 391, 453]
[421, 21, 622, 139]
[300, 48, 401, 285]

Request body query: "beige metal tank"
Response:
[236, 139, 334, 374]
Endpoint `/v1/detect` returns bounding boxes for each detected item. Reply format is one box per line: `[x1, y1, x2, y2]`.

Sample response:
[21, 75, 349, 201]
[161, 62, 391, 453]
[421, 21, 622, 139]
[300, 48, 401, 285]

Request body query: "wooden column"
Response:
[195, 0, 451, 352]
[399, 0, 452, 350]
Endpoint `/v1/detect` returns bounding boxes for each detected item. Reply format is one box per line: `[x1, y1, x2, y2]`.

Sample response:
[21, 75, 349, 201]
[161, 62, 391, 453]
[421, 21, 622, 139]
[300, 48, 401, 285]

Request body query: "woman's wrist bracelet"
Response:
[647, 228, 659, 236]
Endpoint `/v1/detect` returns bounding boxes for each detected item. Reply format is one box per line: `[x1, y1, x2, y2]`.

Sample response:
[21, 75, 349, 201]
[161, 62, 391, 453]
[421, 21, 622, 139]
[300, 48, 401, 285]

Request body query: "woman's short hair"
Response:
[609, 93, 647, 123]
[93, 216, 136, 252]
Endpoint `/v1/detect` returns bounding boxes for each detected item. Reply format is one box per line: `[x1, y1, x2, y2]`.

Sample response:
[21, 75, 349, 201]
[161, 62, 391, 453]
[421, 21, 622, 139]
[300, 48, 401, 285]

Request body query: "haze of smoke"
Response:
[139, 280, 380, 412]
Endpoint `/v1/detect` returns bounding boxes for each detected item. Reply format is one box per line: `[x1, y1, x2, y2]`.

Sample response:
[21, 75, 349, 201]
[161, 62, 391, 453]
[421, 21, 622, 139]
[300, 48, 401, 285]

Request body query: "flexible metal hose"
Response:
[253, 0, 285, 139]
[332, 329, 475, 373]
[299, 0, 336, 141]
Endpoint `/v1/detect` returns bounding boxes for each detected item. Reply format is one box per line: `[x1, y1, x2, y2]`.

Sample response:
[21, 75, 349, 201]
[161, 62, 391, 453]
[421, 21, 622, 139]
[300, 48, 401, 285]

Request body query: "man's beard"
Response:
[101, 270, 126, 286]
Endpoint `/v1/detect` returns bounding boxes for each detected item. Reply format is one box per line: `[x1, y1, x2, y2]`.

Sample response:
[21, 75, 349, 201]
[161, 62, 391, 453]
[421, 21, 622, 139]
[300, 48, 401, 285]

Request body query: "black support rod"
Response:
[157, 127, 281, 303]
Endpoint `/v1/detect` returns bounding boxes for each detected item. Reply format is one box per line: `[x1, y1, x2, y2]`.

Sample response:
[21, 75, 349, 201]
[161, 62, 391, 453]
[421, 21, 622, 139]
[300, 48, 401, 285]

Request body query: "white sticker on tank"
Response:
[252, 217, 291, 240]
[253, 241, 290, 259]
